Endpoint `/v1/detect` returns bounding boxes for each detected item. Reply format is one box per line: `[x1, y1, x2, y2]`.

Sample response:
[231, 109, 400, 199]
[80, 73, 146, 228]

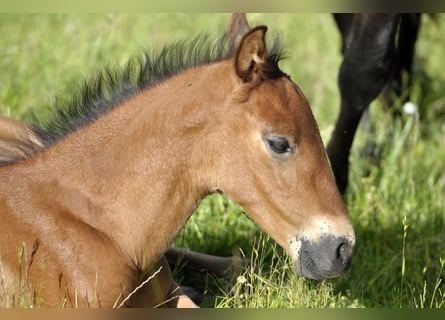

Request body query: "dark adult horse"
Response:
[327, 13, 422, 193]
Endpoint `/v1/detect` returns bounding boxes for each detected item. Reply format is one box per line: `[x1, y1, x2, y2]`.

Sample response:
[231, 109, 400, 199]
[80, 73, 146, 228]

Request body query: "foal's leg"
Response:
[327, 14, 400, 194]
[130, 256, 198, 308]
[165, 246, 249, 279]
[165, 279, 199, 308]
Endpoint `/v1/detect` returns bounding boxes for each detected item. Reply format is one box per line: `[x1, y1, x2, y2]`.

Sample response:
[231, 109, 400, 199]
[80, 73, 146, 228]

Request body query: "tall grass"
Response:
[0, 13, 444, 308]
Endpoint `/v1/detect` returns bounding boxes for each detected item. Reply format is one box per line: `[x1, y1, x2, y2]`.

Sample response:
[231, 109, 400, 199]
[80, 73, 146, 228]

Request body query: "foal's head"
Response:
[207, 15, 355, 280]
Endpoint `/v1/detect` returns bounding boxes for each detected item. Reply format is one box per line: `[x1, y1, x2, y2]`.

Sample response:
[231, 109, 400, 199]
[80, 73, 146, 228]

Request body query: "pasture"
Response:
[0, 13, 444, 308]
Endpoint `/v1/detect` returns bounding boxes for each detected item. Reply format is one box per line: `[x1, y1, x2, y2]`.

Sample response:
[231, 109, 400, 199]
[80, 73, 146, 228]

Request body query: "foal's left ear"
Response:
[228, 13, 251, 55]
[234, 26, 268, 83]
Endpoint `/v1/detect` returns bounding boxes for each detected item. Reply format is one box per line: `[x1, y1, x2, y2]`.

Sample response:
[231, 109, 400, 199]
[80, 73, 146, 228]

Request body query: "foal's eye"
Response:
[266, 137, 293, 154]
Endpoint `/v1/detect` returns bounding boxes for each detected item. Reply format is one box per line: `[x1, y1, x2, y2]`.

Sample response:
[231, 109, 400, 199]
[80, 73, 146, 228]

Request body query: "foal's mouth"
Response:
[295, 249, 323, 281]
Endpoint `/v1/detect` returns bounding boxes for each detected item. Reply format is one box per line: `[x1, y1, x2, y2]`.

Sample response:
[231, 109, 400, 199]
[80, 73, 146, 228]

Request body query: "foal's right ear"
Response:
[234, 26, 267, 83]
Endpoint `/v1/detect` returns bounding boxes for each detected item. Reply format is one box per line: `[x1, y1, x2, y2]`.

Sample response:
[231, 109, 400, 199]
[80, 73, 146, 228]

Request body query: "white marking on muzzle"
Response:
[289, 237, 302, 261]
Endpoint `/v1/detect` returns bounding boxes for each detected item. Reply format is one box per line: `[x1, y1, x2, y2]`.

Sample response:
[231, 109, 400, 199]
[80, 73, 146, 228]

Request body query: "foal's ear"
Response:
[228, 13, 251, 55]
[234, 26, 268, 82]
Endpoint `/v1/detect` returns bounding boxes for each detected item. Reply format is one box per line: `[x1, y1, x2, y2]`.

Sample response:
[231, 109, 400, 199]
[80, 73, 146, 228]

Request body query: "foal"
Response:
[0, 14, 355, 307]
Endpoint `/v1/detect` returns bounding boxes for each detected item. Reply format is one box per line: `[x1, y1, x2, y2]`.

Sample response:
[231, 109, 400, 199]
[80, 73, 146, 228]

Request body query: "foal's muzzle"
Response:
[292, 235, 354, 280]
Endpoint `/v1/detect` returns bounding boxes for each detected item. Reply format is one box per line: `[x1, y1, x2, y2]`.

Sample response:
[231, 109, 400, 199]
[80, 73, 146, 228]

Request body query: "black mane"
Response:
[2, 31, 284, 166]
[28, 34, 231, 146]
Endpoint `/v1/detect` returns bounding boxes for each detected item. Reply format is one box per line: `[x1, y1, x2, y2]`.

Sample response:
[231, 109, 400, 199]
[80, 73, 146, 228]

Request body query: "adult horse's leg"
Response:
[327, 14, 400, 194]
[390, 13, 421, 100]
[332, 13, 353, 54]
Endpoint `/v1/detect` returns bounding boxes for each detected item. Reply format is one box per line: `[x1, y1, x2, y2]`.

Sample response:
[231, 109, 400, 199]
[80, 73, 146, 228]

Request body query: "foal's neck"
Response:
[34, 61, 232, 268]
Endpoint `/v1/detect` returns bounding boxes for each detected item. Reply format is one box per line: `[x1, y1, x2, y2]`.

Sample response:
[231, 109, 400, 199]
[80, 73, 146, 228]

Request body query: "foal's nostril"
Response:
[336, 242, 353, 267]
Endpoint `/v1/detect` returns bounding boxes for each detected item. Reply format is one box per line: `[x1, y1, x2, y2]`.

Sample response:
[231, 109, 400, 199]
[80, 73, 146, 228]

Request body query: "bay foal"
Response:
[0, 15, 355, 307]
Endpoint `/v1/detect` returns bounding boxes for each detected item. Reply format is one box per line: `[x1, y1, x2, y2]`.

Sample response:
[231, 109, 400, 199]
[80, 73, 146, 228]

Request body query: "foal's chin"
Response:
[290, 234, 354, 281]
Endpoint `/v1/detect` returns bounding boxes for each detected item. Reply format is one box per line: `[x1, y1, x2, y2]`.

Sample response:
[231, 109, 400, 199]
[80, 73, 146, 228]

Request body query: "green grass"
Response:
[1, 13, 445, 308]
